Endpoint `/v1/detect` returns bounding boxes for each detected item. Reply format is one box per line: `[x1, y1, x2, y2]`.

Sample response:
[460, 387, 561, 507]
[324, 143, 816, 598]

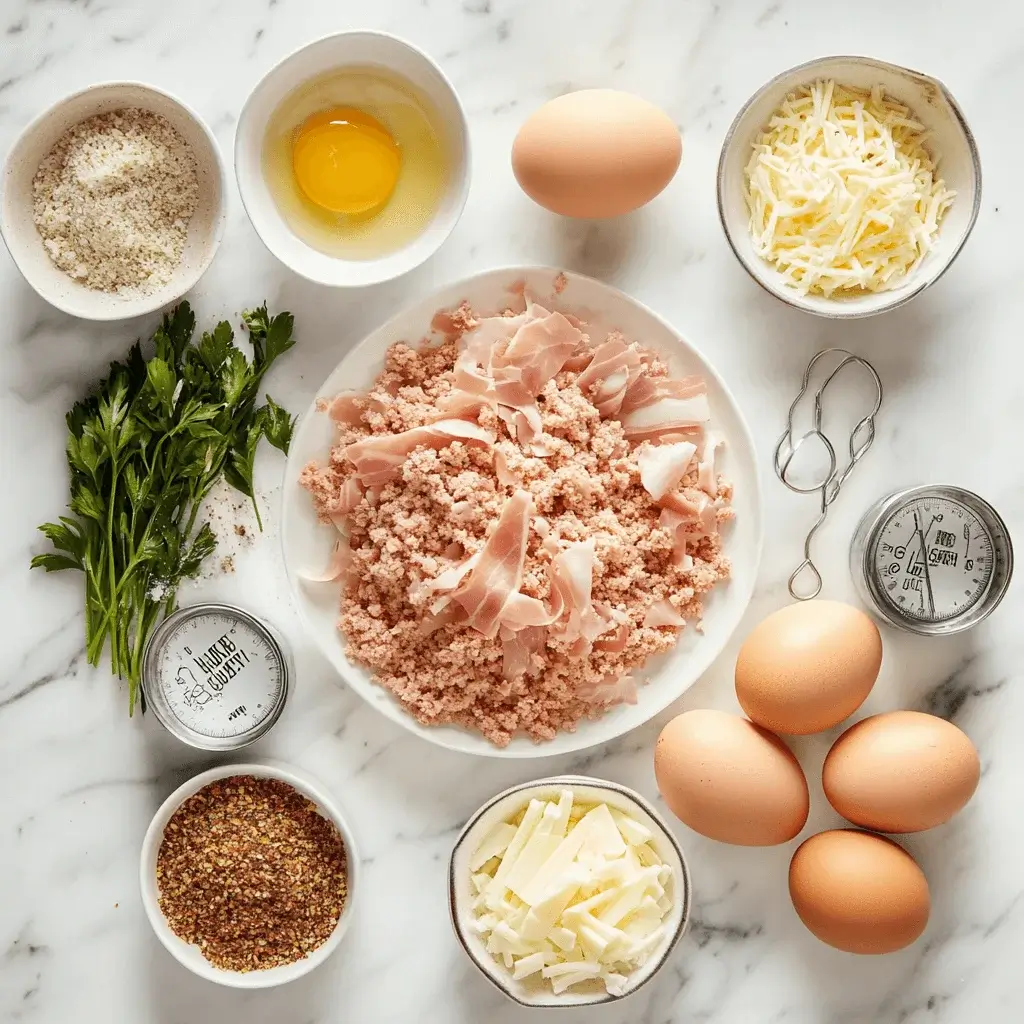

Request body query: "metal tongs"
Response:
[773, 349, 883, 600]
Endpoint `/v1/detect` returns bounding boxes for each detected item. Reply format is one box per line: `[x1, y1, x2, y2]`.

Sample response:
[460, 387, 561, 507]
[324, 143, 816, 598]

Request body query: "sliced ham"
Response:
[547, 539, 615, 648]
[301, 538, 351, 584]
[619, 395, 711, 440]
[636, 441, 697, 500]
[343, 419, 495, 486]
[333, 476, 364, 515]
[643, 599, 686, 628]
[408, 551, 481, 606]
[494, 310, 583, 396]
[500, 624, 546, 679]
[451, 489, 533, 637]
[593, 623, 630, 652]
[327, 393, 365, 425]
[578, 672, 638, 706]
[697, 432, 723, 497]
[619, 374, 706, 416]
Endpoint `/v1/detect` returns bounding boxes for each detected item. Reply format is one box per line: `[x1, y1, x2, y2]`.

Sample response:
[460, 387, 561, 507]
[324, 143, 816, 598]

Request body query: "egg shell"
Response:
[654, 709, 809, 846]
[511, 89, 682, 219]
[789, 829, 930, 954]
[735, 601, 882, 735]
[822, 711, 980, 833]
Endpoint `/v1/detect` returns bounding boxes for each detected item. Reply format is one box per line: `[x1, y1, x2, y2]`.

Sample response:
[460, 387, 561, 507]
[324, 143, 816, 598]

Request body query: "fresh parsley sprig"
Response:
[31, 302, 298, 714]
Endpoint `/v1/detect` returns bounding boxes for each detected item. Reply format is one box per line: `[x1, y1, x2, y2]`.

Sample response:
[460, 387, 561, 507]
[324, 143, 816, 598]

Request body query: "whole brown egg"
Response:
[512, 89, 682, 218]
[823, 710, 981, 833]
[654, 709, 809, 846]
[735, 601, 882, 735]
[789, 829, 930, 954]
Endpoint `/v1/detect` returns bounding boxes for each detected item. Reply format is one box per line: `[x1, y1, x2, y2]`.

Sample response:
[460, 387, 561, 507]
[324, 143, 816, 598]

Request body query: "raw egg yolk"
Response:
[292, 107, 400, 215]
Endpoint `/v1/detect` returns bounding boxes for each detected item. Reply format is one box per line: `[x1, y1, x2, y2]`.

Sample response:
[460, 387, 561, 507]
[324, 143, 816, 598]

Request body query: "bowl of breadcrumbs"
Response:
[140, 763, 357, 988]
[1, 81, 226, 320]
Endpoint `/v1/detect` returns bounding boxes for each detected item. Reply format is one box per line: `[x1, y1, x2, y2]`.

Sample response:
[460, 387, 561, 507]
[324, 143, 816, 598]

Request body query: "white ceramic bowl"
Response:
[0, 81, 226, 321]
[281, 265, 762, 757]
[140, 762, 358, 989]
[448, 775, 691, 1007]
[235, 31, 470, 288]
[717, 55, 981, 319]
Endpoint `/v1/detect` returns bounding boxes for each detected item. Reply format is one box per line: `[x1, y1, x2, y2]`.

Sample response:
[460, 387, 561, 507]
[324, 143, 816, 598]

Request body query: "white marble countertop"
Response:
[2, 2, 1022, 1022]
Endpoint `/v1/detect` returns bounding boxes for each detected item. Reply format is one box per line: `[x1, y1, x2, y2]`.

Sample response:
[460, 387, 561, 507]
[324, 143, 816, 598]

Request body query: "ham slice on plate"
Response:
[327, 393, 365, 425]
[343, 419, 495, 487]
[452, 489, 534, 637]
[636, 441, 697, 500]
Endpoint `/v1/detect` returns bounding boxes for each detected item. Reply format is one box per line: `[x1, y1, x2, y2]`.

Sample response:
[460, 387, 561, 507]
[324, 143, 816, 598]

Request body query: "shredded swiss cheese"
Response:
[743, 80, 955, 297]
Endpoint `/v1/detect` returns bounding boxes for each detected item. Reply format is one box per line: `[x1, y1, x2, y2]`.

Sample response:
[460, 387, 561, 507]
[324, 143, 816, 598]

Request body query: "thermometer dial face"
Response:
[871, 496, 993, 623]
[854, 485, 1013, 636]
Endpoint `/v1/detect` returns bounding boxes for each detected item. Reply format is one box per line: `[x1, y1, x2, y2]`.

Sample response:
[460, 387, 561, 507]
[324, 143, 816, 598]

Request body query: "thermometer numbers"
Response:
[873, 497, 993, 622]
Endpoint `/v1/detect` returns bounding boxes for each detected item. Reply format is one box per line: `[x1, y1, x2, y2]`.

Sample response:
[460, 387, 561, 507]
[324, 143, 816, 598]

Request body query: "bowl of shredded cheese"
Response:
[0, 81, 226, 320]
[449, 775, 690, 1007]
[717, 55, 980, 318]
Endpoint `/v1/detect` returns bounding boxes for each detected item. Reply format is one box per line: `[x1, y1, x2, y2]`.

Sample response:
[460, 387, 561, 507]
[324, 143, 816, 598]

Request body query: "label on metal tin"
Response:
[144, 604, 289, 749]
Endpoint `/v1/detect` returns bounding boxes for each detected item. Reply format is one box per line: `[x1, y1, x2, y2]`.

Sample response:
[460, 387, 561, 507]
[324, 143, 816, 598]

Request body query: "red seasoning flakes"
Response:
[301, 299, 734, 747]
[156, 776, 348, 972]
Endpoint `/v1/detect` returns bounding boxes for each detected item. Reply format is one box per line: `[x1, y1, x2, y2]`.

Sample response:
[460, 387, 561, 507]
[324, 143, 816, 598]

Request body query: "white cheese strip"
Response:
[519, 872, 585, 941]
[486, 798, 545, 903]
[470, 822, 518, 871]
[512, 952, 548, 980]
[548, 926, 576, 952]
[610, 808, 653, 846]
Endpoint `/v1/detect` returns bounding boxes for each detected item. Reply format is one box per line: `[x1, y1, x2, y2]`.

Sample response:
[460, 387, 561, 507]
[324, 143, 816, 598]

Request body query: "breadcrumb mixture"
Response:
[32, 108, 198, 294]
[302, 306, 733, 747]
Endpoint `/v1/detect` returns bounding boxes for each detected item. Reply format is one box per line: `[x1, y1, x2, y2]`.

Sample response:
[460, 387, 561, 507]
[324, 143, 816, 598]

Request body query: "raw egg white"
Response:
[263, 68, 449, 259]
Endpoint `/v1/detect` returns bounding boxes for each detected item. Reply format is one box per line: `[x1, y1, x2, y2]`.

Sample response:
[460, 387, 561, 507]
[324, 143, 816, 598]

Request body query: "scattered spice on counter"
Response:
[33, 108, 199, 293]
[156, 776, 348, 972]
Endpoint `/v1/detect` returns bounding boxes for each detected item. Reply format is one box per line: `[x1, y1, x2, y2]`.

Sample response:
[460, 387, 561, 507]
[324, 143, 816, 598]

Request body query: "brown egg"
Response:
[512, 89, 682, 218]
[789, 830, 930, 954]
[654, 709, 809, 846]
[735, 601, 882, 735]
[823, 711, 980, 833]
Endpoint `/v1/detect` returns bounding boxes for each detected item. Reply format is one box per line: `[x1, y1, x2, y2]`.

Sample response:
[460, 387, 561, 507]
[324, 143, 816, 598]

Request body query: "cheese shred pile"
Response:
[743, 79, 955, 297]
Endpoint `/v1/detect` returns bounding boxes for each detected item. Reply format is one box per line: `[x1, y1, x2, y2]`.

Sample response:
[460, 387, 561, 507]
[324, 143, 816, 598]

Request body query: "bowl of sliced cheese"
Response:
[717, 55, 980, 318]
[448, 775, 690, 1007]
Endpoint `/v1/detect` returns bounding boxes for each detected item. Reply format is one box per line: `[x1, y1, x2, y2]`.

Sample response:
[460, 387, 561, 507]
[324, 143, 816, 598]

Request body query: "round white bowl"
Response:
[140, 762, 358, 989]
[235, 31, 470, 288]
[281, 265, 763, 757]
[717, 55, 981, 319]
[448, 775, 691, 1008]
[0, 81, 226, 321]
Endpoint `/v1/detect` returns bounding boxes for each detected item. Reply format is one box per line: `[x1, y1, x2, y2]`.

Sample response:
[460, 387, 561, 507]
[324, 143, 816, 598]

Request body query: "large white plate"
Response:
[281, 266, 763, 757]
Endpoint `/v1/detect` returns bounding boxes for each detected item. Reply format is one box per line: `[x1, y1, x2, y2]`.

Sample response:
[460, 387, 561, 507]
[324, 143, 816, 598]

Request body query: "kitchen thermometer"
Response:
[142, 603, 291, 750]
[851, 485, 1013, 635]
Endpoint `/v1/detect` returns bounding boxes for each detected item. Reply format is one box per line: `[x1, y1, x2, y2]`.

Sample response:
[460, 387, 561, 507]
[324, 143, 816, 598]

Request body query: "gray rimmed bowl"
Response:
[717, 55, 981, 319]
[449, 775, 691, 1008]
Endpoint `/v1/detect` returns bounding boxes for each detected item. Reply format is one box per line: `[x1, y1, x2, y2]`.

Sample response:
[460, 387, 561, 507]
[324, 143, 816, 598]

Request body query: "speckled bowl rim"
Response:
[139, 761, 359, 989]
[448, 775, 692, 1008]
[0, 80, 228, 321]
[715, 54, 982, 320]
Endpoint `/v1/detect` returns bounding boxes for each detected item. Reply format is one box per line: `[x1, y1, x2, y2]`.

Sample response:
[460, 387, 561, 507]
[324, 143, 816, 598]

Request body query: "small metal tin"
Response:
[851, 485, 1013, 636]
[142, 603, 291, 750]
